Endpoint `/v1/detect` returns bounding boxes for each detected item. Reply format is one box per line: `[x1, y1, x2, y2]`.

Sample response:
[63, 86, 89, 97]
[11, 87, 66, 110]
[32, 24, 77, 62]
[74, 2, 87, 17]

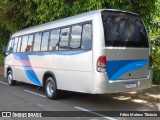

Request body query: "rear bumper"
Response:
[94, 70, 152, 94]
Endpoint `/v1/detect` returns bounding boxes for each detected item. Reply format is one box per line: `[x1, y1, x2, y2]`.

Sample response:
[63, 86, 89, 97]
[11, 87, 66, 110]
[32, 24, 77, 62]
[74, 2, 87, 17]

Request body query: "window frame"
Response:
[10, 20, 92, 53]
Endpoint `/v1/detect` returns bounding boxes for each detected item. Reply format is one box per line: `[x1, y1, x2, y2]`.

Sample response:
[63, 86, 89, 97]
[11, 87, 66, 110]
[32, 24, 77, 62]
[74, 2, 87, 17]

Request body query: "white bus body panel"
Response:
[5, 50, 94, 93]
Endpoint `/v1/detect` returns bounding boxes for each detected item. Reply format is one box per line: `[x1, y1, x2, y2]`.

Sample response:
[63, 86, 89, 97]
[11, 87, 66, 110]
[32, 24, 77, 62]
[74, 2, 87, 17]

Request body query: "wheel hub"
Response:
[47, 81, 54, 96]
[8, 74, 12, 84]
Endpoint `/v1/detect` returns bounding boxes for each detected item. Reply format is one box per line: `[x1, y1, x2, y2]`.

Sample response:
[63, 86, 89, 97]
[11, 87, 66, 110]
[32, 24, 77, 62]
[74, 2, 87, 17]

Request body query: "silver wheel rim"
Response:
[47, 81, 54, 96]
[8, 73, 12, 84]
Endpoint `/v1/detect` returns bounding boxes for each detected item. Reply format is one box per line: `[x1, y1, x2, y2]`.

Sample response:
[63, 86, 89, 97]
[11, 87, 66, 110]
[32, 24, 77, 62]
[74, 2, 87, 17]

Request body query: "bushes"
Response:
[0, 53, 4, 67]
[153, 69, 160, 84]
[152, 48, 160, 84]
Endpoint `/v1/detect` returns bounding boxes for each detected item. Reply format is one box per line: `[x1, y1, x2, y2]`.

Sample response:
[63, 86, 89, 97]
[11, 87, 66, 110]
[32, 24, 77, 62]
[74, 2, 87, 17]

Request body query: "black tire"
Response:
[7, 70, 16, 86]
[45, 77, 60, 100]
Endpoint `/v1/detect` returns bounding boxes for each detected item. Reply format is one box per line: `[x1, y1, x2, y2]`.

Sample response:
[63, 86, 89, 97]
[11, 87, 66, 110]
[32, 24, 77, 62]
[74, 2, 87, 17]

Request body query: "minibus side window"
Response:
[70, 25, 82, 49]
[7, 39, 14, 52]
[33, 33, 42, 51]
[17, 37, 22, 52]
[41, 31, 49, 51]
[59, 27, 70, 50]
[21, 36, 28, 52]
[26, 35, 33, 52]
[13, 37, 19, 52]
[49, 29, 60, 51]
[81, 23, 92, 49]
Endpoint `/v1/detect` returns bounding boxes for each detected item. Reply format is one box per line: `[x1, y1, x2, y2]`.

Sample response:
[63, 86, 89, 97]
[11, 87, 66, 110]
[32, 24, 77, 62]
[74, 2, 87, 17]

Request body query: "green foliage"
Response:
[0, 0, 158, 31]
[0, 53, 4, 66]
[0, 24, 10, 52]
[0, 0, 160, 83]
[149, 0, 160, 84]
[153, 69, 160, 84]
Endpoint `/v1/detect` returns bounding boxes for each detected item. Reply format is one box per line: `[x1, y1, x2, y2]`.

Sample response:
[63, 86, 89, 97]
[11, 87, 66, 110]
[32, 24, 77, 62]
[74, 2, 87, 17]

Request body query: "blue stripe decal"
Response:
[106, 60, 148, 81]
[13, 50, 90, 86]
[24, 67, 42, 86]
[14, 54, 42, 86]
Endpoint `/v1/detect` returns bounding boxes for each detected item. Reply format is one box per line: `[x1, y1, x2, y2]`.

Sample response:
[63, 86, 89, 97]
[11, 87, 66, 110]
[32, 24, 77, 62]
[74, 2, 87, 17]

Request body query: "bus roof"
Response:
[11, 9, 138, 38]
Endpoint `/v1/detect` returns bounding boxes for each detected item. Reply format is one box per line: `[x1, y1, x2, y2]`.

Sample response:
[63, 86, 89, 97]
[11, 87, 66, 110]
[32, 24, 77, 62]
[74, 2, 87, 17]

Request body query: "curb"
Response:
[120, 92, 160, 103]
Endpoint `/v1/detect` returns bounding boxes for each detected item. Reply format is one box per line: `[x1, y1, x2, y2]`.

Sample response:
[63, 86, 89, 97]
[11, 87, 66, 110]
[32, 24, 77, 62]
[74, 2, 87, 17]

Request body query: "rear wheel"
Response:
[7, 70, 16, 86]
[45, 77, 60, 100]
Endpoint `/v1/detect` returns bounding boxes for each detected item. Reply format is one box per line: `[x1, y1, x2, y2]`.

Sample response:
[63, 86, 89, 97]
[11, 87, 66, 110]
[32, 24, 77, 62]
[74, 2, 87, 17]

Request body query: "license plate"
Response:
[125, 82, 136, 88]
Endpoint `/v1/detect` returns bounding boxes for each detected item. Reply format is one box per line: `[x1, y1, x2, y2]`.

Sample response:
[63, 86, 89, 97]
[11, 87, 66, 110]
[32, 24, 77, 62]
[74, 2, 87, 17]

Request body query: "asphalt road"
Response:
[0, 74, 159, 120]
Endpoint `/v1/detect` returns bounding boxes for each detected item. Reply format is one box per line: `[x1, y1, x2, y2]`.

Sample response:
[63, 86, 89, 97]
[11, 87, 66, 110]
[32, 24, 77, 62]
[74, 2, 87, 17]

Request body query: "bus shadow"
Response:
[60, 90, 160, 111]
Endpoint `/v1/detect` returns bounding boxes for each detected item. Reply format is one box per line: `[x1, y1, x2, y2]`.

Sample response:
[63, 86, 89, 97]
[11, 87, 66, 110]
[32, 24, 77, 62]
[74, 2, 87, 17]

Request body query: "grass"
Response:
[0, 52, 4, 67]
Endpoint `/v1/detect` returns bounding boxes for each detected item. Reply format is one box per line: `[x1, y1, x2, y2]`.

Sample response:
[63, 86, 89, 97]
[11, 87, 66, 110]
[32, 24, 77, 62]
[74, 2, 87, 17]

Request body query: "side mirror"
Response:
[2, 47, 13, 56]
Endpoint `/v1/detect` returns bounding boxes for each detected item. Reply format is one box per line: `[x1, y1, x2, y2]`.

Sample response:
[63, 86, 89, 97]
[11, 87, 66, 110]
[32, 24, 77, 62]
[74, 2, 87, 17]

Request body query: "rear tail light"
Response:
[149, 56, 152, 69]
[97, 56, 106, 72]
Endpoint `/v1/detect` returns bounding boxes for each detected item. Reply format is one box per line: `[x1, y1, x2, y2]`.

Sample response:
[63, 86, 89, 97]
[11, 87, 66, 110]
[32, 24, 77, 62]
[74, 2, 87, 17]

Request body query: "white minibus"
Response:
[3, 9, 152, 99]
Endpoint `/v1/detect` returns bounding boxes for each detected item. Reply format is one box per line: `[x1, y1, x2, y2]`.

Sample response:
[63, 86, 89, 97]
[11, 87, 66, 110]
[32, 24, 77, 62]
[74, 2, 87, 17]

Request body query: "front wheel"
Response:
[7, 70, 16, 86]
[45, 77, 60, 100]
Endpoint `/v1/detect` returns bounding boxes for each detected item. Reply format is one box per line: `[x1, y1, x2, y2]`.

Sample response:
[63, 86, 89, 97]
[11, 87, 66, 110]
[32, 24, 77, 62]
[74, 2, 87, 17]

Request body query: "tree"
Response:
[0, 0, 158, 32]
[0, 23, 10, 51]
[149, 0, 160, 84]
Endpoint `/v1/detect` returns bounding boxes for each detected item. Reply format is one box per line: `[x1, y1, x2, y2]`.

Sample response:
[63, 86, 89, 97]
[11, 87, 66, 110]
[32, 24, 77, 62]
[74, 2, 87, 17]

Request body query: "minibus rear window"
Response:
[102, 11, 149, 47]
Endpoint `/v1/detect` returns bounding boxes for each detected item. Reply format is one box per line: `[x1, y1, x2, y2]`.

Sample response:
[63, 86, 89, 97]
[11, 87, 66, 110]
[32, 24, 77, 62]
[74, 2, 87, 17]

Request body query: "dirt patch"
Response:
[0, 67, 4, 74]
